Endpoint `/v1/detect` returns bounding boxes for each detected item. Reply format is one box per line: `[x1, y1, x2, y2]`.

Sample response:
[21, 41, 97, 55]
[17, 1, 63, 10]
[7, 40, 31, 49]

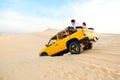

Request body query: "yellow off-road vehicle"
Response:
[39, 26, 98, 56]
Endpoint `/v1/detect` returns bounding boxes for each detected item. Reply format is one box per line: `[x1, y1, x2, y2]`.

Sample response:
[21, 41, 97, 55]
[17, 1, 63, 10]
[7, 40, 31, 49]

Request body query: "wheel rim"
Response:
[71, 44, 79, 53]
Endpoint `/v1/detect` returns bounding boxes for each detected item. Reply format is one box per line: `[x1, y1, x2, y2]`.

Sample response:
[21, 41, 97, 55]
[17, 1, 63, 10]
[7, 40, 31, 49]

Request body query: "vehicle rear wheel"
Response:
[83, 42, 92, 50]
[87, 43, 92, 49]
[68, 41, 80, 54]
[41, 53, 48, 56]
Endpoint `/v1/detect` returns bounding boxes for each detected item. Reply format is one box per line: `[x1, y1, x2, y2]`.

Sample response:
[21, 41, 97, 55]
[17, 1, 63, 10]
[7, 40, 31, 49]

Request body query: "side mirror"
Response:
[45, 44, 49, 47]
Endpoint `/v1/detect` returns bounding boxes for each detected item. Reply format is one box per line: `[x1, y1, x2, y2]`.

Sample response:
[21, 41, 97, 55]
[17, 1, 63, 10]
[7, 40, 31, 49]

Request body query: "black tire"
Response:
[68, 41, 80, 54]
[41, 53, 48, 56]
[83, 42, 92, 50]
[87, 43, 92, 49]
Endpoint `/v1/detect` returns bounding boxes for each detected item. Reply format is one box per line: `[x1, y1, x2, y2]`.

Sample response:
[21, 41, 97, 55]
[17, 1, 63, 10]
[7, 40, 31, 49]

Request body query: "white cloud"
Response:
[0, 10, 62, 33]
[53, 0, 120, 33]
[0, 0, 120, 33]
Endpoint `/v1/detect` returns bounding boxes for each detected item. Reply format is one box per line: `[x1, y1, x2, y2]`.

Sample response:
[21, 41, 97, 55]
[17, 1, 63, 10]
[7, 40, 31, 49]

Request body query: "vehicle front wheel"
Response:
[41, 53, 48, 56]
[68, 41, 80, 54]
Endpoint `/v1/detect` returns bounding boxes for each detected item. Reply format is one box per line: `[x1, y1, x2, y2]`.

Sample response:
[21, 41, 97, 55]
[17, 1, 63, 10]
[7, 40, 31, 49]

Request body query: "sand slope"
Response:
[0, 29, 120, 80]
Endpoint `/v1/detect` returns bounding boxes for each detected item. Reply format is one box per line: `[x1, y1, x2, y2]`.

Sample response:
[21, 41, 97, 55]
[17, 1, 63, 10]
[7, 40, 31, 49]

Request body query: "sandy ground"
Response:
[0, 29, 120, 80]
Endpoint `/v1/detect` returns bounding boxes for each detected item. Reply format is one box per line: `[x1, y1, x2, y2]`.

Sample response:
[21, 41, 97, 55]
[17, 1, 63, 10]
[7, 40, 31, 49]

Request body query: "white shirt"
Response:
[71, 23, 80, 28]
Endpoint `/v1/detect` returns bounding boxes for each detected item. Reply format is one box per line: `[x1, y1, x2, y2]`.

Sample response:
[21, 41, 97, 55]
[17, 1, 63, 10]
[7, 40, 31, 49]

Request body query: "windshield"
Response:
[48, 36, 57, 46]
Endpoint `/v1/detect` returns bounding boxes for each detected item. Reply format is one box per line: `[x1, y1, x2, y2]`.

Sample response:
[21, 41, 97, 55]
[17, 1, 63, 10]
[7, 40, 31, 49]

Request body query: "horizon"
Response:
[0, 0, 120, 34]
[0, 28, 120, 35]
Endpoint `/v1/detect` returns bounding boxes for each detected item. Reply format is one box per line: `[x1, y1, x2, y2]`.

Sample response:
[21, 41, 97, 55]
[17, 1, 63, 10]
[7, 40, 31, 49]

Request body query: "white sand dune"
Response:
[0, 29, 120, 80]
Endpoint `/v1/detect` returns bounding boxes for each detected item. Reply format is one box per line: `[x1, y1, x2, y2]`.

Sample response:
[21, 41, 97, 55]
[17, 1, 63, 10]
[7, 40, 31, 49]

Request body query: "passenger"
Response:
[70, 19, 77, 32]
[59, 30, 69, 39]
[64, 19, 81, 35]
[62, 30, 69, 38]
[82, 22, 87, 28]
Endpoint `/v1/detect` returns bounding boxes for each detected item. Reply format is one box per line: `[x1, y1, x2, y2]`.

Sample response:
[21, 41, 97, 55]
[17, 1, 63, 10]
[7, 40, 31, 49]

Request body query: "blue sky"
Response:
[0, 0, 120, 34]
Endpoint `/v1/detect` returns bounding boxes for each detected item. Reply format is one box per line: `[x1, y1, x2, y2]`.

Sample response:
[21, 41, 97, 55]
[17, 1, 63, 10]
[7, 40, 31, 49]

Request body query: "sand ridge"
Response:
[0, 29, 120, 80]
